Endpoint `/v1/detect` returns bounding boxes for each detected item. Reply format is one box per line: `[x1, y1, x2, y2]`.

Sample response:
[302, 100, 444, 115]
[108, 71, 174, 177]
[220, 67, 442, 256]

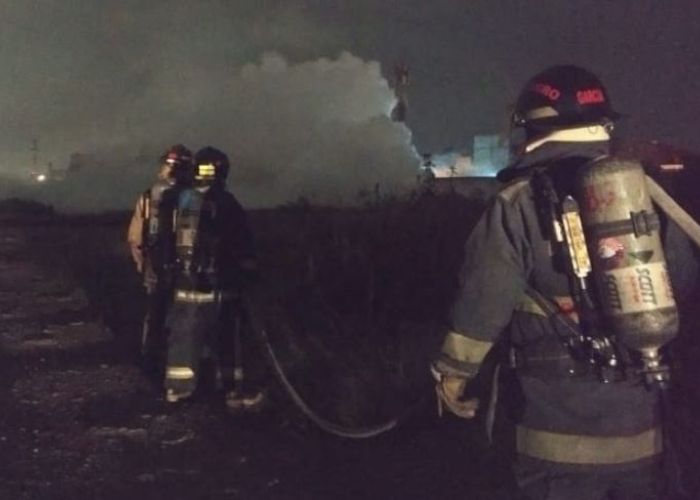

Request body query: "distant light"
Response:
[36, 174, 47, 182]
[660, 163, 684, 172]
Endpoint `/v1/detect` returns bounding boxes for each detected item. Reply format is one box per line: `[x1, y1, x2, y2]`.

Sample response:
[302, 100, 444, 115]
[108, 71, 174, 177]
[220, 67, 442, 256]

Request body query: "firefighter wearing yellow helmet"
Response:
[432, 65, 698, 499]
[163, 146, 263, 411]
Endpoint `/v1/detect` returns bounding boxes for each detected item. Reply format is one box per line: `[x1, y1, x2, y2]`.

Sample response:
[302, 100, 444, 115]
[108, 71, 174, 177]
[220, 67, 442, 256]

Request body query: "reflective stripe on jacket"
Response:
[517, 425, 662, 465]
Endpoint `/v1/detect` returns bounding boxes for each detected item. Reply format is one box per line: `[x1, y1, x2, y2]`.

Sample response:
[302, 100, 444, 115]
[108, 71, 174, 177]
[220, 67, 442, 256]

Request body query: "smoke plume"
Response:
[4, 51, 418, 212]
[0, 2, 420, 212]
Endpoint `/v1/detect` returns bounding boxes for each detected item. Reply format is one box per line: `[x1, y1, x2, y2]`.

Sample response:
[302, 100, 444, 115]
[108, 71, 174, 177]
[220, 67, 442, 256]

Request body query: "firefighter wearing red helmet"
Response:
[431, 65, 698, 499]
[511, 65, 620, 133]
[127, 144, 193, 378]
[163, 146, 263, 411]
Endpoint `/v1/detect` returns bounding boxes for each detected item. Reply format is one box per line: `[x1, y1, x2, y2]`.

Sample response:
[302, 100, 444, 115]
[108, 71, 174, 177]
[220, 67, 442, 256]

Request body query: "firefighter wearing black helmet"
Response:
[431, 65, 698, 499]
[127, 144, 193, 378]
[164, 146, 262, 410]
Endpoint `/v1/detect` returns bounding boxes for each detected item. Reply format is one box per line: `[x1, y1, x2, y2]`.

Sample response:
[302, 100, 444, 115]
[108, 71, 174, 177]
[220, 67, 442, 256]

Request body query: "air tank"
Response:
[576, 157, 678, 384]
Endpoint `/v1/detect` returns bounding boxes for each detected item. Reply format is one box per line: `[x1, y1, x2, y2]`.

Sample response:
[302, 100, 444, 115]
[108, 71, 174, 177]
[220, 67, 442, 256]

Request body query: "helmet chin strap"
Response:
[525, 125, 611, 153]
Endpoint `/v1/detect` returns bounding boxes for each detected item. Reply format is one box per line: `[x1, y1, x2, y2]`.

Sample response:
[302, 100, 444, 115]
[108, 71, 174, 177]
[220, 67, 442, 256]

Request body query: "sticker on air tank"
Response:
[600, 262, 676, 314]
[582, 182, 616, 212]
[597, 237, 625, 269]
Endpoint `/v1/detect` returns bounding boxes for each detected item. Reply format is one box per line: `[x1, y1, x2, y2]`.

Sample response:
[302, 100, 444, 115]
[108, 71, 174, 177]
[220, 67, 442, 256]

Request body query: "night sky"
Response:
[316, 0, 700, 152]
[1, 1, 699, 209]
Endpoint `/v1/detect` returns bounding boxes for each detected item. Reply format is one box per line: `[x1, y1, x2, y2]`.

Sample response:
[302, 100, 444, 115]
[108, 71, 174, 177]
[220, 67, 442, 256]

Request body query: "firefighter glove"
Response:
[435, 374, 480, 419]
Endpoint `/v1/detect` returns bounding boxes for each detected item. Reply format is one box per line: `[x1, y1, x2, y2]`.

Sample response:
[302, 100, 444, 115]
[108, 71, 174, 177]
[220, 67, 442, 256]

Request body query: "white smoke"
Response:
[8, 51, 419, 212]
[223, 52, 420, 207]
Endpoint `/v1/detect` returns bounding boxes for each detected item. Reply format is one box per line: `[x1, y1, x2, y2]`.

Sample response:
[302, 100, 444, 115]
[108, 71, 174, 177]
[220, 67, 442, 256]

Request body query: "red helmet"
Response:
[512, 65, 621, 132]
[160, 144, 192, 166]
[158, 144, 192, 183]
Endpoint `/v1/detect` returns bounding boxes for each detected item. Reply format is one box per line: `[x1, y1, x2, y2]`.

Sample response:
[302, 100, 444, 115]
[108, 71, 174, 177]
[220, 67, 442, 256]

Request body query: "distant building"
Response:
[473, 134, 510, 177]
[422, 134, 509, 178]
[30, 162, 67, 183]
[29, 151, 94, 184]
[421, 134, 509, 200]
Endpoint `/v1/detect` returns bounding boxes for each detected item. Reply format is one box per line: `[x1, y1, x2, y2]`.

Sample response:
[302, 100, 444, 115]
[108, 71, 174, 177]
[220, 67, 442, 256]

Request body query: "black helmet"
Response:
[512, 65, 621, 132]
[193, 146, 230, 186]
[159, 144, 192, 183]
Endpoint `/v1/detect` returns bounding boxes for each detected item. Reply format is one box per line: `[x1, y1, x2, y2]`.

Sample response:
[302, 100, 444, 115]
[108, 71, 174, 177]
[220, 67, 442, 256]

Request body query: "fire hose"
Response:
[256, 325, 406, 439]
[241, 286, 431, 439]
[646, 176, 700, 249]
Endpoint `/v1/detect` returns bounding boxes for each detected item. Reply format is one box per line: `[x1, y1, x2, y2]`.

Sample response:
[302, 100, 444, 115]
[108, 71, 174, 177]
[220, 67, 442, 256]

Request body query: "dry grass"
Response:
[16, 192, 486, 428]
[249, 192, 486, 425]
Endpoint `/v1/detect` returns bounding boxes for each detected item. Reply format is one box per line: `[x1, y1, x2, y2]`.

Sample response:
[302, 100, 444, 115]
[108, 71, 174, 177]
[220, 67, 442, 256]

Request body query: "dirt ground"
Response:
[0, 221, 517, 500]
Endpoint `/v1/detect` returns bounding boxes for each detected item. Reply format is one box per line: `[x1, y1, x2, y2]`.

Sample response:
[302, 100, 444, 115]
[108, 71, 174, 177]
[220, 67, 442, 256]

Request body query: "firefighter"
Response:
[164, 146, 262, 410]
[127, 144, 193, 377]
[431, 65, 698, 499]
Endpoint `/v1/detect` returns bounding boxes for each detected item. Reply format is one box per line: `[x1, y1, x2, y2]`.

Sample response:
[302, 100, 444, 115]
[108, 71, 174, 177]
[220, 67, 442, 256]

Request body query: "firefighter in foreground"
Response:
[164, 146, 263, 410]
[127, 144, 193, 377]
[431, 65, 697, 499]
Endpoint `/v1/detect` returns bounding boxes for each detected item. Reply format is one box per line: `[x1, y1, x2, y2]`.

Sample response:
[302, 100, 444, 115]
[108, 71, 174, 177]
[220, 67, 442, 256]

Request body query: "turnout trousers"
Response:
[164, 293, 246, 398]
[514, 456, 664, 500]
[141, 285, 171, 373]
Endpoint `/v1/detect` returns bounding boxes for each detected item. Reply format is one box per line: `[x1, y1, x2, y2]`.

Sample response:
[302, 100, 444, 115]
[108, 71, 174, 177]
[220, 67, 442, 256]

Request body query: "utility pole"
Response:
[391, 62, 409, 123]
[31, 138, 39, 171]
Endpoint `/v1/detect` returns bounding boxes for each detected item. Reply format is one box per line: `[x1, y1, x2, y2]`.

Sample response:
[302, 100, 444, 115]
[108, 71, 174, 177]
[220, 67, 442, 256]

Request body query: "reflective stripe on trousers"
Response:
[166, 366, 195, 380]
[174, 289, 236, 303]
[516, 425, 662, 465]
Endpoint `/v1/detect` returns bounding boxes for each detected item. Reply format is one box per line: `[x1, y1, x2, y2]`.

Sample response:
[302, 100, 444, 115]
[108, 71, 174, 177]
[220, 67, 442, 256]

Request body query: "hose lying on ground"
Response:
[256, 325, 404, 439]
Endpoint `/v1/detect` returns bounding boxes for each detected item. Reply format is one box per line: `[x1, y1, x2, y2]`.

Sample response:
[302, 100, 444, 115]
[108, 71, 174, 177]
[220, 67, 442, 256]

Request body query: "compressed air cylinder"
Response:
[174, 188, 205, 284]
[576, 157, 678, 371]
